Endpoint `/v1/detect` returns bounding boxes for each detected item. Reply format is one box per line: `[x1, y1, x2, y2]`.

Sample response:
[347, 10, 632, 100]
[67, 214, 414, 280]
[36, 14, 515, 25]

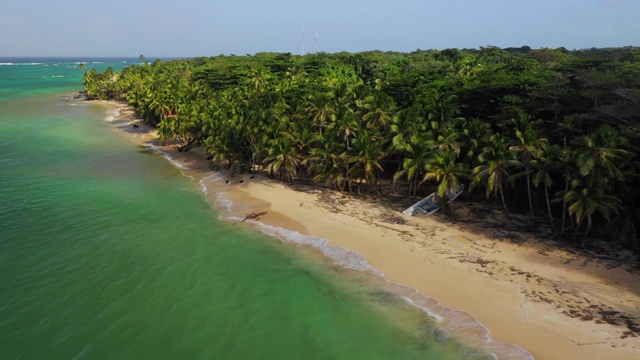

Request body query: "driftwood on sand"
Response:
[242, 211, 267, 222]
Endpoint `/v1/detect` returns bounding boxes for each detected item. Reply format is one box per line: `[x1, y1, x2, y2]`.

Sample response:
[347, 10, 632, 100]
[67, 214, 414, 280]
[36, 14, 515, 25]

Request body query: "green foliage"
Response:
[86, 47, 640, 248]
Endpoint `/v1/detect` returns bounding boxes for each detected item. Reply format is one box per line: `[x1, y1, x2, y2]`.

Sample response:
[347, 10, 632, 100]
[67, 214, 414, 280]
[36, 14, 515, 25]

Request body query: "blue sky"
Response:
[1, 0, 638, 57]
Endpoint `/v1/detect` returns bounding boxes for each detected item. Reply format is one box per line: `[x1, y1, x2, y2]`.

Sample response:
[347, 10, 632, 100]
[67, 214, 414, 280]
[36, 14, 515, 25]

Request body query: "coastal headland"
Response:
[99, 99, 640, 360]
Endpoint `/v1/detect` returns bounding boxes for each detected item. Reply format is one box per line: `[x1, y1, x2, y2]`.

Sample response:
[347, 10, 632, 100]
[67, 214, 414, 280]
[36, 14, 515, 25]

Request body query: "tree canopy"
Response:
[84, 47, 640, 249]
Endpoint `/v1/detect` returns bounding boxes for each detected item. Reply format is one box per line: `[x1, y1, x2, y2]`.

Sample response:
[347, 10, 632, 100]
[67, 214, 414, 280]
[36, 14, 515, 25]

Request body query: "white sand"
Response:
[101, 100, 640, 360]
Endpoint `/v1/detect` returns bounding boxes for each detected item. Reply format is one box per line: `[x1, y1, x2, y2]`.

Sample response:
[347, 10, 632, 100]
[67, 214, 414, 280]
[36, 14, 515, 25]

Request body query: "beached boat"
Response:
[402, 185, 464, 216]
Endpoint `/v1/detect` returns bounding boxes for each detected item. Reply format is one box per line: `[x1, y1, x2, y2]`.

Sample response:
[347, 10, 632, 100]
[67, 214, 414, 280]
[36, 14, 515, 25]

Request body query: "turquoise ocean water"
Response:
[0, 58, 529, 359]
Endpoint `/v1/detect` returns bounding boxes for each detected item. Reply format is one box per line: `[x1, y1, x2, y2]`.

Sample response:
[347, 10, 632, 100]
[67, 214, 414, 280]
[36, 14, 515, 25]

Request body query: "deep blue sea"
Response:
[0, 58, 528, 359]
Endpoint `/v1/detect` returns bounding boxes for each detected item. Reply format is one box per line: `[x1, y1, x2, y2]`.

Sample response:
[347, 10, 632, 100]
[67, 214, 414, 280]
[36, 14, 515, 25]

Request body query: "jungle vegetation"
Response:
[83, 46, 640, 249]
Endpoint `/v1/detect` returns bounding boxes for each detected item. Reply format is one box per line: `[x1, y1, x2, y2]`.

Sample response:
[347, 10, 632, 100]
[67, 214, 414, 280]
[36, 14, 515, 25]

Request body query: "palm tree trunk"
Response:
[581, 226, 590, 247]
[573, 222, 582, 241]
[545, 185, 554, 226]
[560, 180, 569, 236]
[525, 169, 535, 222]
[499, 187, 509, 213]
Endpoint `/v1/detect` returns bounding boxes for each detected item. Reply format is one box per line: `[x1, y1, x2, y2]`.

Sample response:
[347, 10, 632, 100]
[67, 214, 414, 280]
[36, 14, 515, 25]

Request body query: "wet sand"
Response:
[99, 100, 640, 360]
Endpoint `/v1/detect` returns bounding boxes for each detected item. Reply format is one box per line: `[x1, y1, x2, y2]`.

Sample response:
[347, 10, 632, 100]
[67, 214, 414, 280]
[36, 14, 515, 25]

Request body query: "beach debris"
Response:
[132, 123, 139, 128]
[242, 211, 267, 222]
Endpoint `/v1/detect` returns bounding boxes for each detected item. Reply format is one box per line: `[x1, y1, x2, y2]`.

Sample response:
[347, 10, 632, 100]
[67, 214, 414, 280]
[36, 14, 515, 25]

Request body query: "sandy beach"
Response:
[100, 100, 640, 360]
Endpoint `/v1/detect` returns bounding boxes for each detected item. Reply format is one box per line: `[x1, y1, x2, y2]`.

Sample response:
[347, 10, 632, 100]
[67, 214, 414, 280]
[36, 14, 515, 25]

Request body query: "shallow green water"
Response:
[0, 59, 510, 359]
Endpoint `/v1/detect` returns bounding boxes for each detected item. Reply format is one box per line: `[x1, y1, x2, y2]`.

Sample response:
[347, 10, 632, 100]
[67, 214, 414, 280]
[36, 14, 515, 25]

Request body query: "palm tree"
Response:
[425, 92, 465, 131]
[248, 68, 272, 92]
[393, 132, 435, 196]
[471, 134, 517, 212]
[361, 91, 396, 129]
[509, 122, 549, 221]
[263, 131, 302, 182]
[564, 186, 621, 244]
[575, 125, 629, 191]
[304, 94, 336, 134]
[307, 141, 350, 192]
[462, 117, 492, 160]
[423, 149, 468, 213]
[328, 105, 358, 150]
[434, 127, 464, 156]
[348, 132, 386, 193]
[390, 104, 427, 148]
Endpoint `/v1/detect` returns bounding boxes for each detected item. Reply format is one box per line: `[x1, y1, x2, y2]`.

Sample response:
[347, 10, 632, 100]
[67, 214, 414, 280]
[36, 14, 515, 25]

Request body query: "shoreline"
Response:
[95, 99, 640, 360]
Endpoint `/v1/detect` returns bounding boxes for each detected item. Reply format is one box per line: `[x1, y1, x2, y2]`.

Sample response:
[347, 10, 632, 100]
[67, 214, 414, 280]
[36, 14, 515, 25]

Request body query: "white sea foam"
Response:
[51, 75, 64, 78]
[254, 223, 383, 275]
[199, 181, 208, 194]
[145, 143, 534, 360]
[217, 193, 533, 359]
[215, 195, 234, 219]
[401, 296, 444, 322]
[198, 174, 224, 195]
[0, 62, 43, 66]
[146, 144, 189, 170]
[105, 108, 121, 122]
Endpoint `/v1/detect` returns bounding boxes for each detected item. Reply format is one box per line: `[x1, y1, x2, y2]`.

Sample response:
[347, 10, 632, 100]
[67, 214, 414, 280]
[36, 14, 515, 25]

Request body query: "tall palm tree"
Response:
[532, 144, 563, 227]
[424, 149, 468, 213]
[393, 135, 435, 196]
[263, 131, 302, 182]
[471, 134, 517, 212]
[328, 105, 358, 150]
[307, 141, 349, 192]
[509, 123, 549, 221]
[348, 131, 386, 193]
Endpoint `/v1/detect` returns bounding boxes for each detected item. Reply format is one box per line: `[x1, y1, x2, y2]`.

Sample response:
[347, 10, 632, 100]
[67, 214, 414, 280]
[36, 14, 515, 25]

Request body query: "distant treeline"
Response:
[83, 46, 640, 249]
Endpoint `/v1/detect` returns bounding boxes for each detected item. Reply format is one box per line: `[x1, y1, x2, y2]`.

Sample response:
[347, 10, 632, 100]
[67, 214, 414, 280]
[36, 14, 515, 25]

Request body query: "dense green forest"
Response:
[83, 46, 640, 249]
